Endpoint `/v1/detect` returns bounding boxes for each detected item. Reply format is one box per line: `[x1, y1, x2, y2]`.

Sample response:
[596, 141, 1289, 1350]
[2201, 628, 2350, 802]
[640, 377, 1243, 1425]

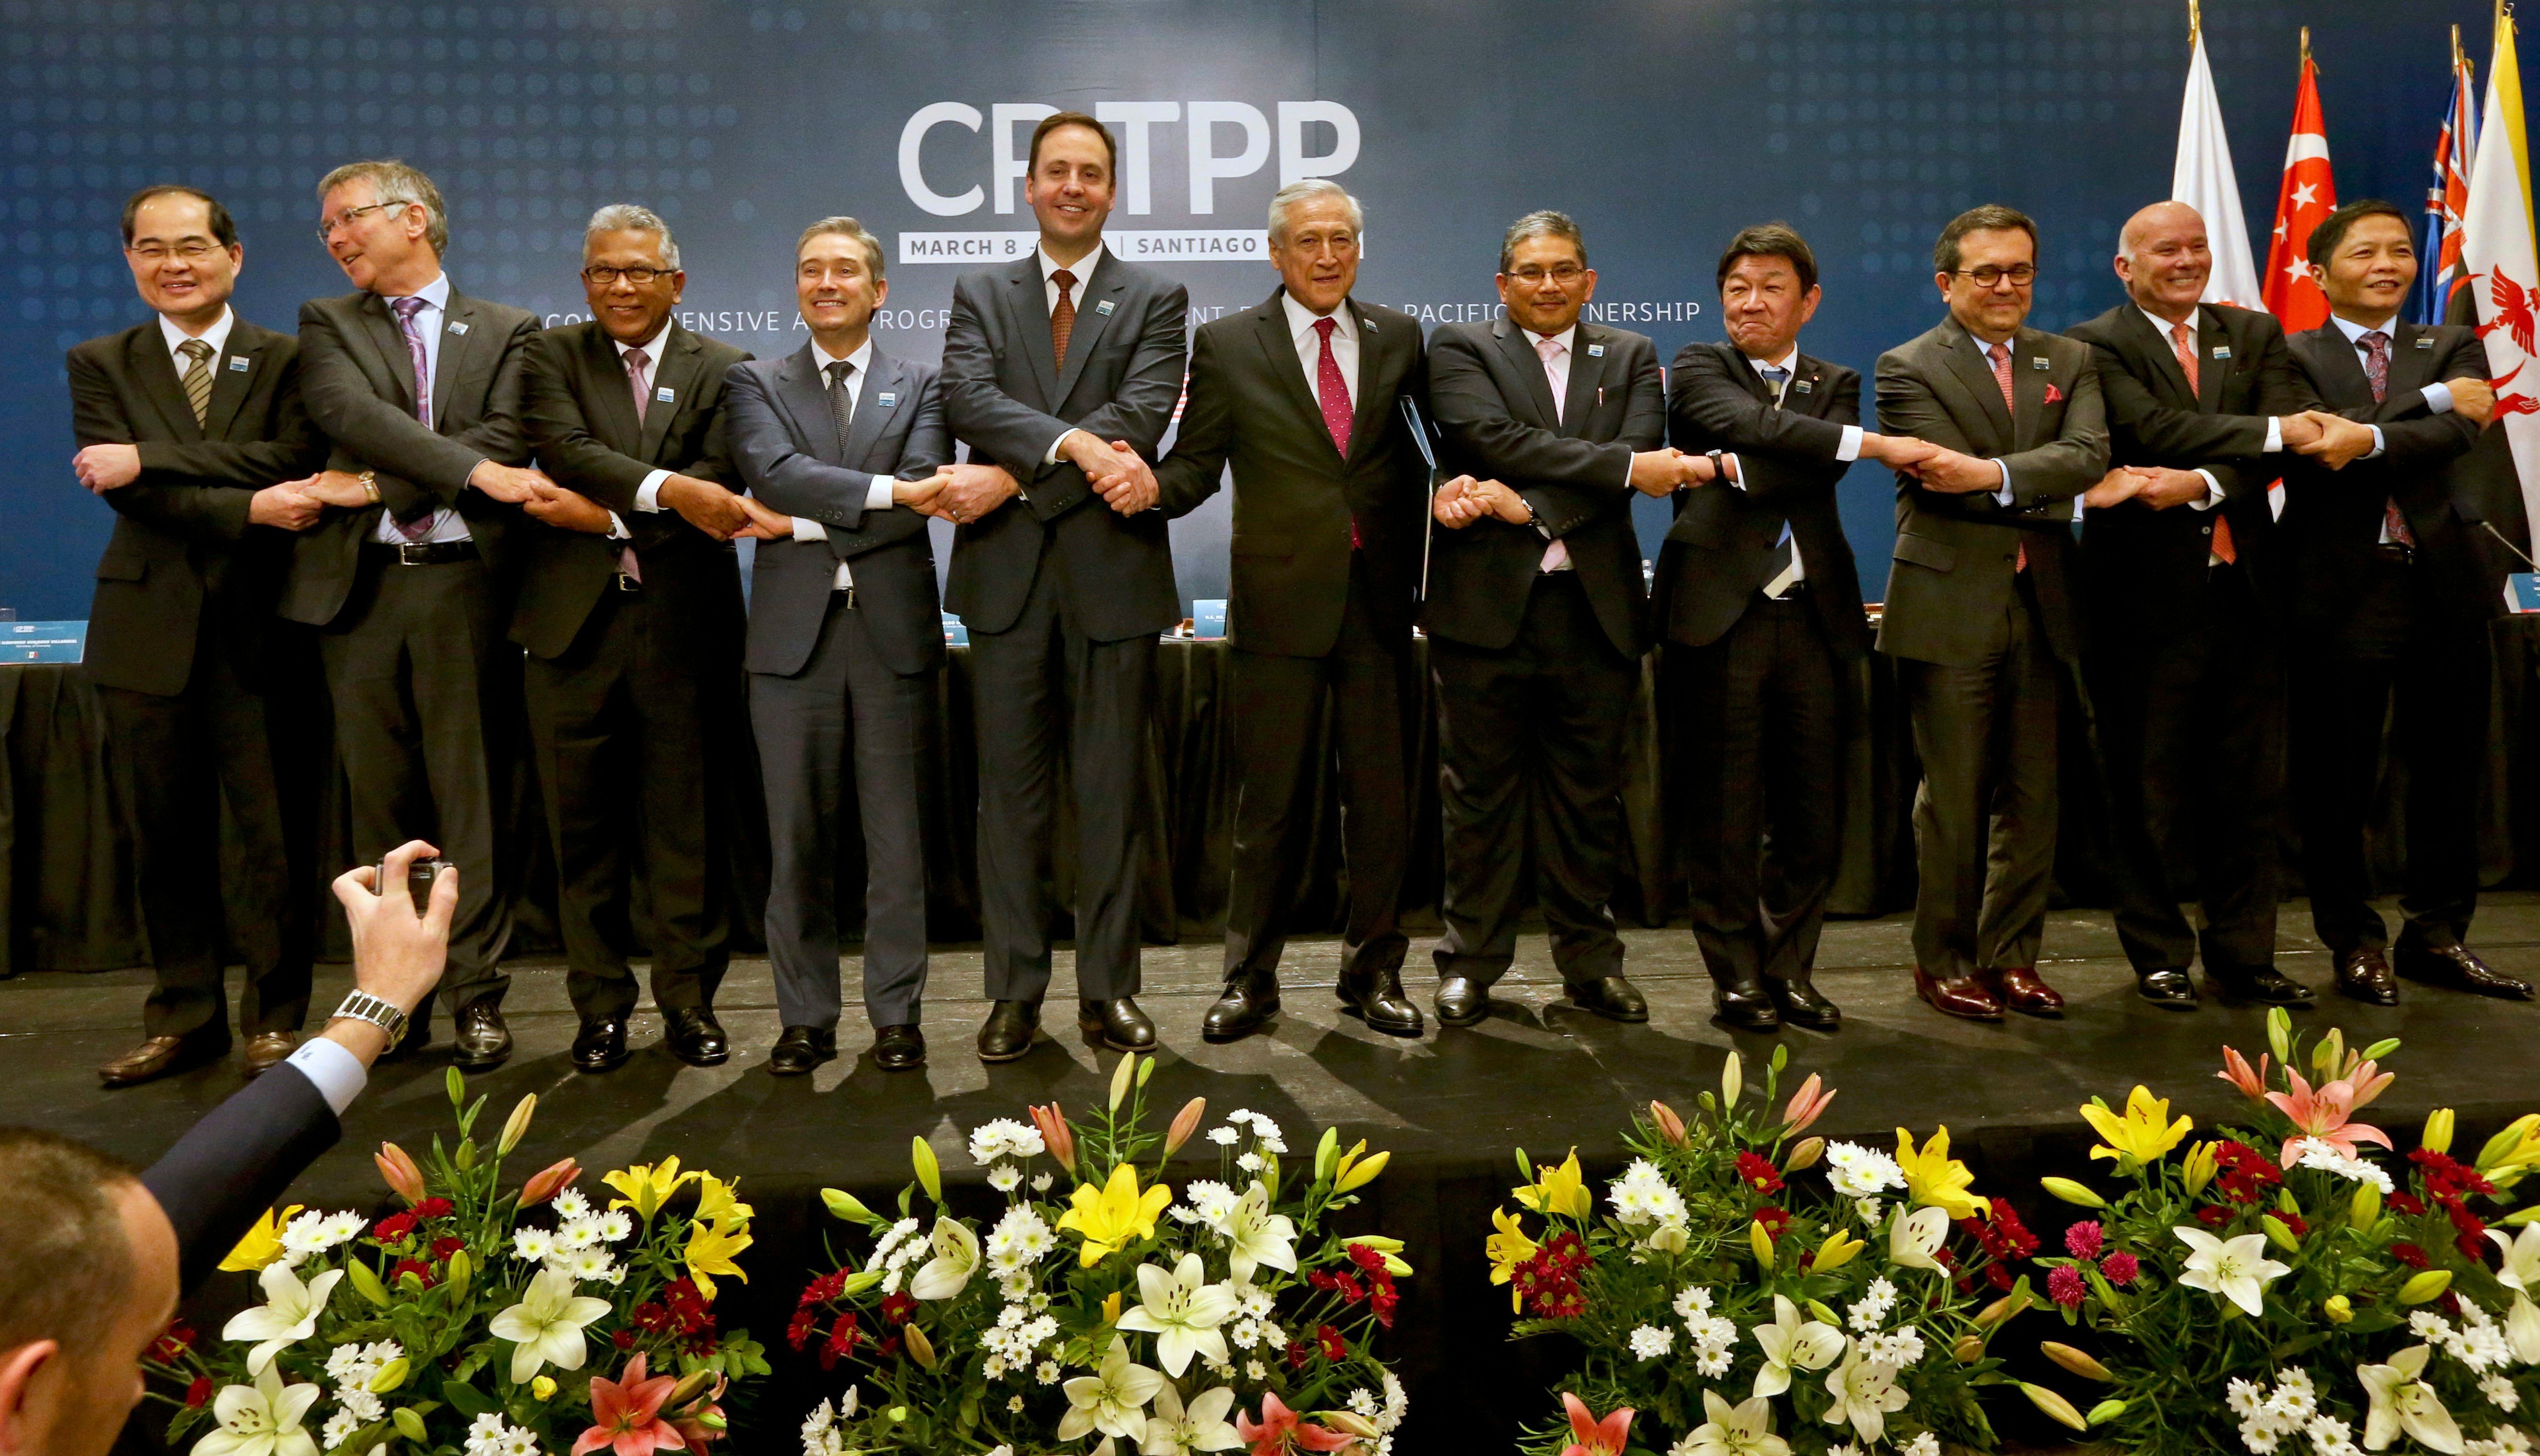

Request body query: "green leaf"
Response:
[439, 1380, 495, 1418]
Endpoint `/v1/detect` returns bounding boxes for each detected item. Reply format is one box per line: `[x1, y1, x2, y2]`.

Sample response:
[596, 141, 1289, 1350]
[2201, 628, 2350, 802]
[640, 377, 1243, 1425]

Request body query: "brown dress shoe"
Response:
[1988, 967, 2065, 1017]
[1914, 968, 2003, 1022]
[99, 1034, 227, 1089]
[2397, 942, 2533, 1000]
[242, 1032, 299, 1077]
[2337, 947, 2400, 1006]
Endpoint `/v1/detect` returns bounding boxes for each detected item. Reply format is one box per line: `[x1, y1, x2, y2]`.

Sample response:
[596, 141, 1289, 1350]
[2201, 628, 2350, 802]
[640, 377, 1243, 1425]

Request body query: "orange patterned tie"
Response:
[2171, 323, 2235, 566]
[1050, 268, 1077, 369]
[1988, 341, 2026, 574]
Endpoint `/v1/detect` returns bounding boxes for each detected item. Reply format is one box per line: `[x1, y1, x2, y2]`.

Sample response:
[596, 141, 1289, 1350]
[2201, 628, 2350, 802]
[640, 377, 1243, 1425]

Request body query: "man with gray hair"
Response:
[1155, 179, 1446, 1043]
[511, 203, 759, 1072]
[280, 158, 547, 1068]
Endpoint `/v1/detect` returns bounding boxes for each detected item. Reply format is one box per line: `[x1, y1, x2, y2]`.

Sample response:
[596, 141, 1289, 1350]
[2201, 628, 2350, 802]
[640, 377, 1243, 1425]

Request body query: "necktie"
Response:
[2170, 322, 2237, 567]
[1755, 365, 1800, 595]
[2362, 330, 2416, 550]
[616, 347, 651, 584]
[1760, 363, 1790, 402]
[1312, 316, 1363, 550]
[826, 359, 857, 459]
[1050, 268, 1077, 369]
[176, 339, 213, 428]
[1988, 341, 2026, 573]
[1535, 335, 1570, 572]
[387, 296, 436, 541]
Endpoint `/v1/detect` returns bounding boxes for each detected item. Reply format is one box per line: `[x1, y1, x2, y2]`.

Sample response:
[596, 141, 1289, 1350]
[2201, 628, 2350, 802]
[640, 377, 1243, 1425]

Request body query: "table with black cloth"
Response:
[11, 620, 2540, 979]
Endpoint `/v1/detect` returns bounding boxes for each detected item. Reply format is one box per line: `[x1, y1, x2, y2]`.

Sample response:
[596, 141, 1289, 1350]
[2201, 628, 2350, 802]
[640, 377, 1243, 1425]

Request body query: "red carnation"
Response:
[612, 1329, 637, 1349]
[2046, 1265, 2087, 1308]
[1347, 1242, 1387, 1276]
[370, 1211, 418, 1244]
[2064, 1222, 2105, 1259]
[819, 1313, 862, 1371]
[881, 1292, 917, 1326]
[2196, 1205, 2236, 1228]
[1736, 1151, 1784, 1196]
[1753, 1205, 1792, 1237]
[1316, 1324, 1347, 1362]
[1984, 1263, 2015, 1291]
[412, 1197, 454, 1219]
[1286, 1339, 1312, 1371]
[389, 1257, 436, 1288]
[185, 1376, 213, 1408]
[429, 1235, 467, 1261]
[2099, 1250, 2140, 1285]
[787, 1309, 818, 1351]
[2391, 1242, 2431, 1270]
[2388, 1191, 2427, 1216]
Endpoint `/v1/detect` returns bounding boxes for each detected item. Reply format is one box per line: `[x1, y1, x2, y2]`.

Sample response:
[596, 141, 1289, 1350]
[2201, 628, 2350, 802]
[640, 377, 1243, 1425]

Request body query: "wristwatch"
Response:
[357, 469, 381, 504]
[329, 990, 410, 1045]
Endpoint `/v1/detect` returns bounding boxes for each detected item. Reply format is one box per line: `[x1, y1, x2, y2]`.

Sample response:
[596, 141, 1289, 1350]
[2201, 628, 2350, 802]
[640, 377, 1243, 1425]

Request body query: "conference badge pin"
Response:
[2212, 346, 2232, 360]
[1795, 378, 1814, 393]
[1586, 343, 1605, 357]
[2417, 336, 2436, 348]
[447, 320, 469, 335]
[656, 386, 676, 403]
[1095, 299, 1115, 316]
[2031, 356, 2048, 369]
[878, 391, 897, 408]
[228, 355, 250, 371]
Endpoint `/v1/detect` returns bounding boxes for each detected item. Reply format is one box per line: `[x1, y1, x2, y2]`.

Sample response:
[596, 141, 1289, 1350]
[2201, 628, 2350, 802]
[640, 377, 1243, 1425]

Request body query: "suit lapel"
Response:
[1937, 322, 2015, 447]
[2300, 327, 2376, 406]
[773, 344, 837, 461]
[2195, 307, 2227, 413]
[1736, 345, 1781, 408]
[2387, 320, 2440, 397]
[1788, 353, 1835, 417]
[2121, 306, 2197, 409]
[201, 326, 260, 440]
[355, 294, 418, 415]
[581, 326, 645, 453]
[1561, 328, 1604, 435]
[1343, 298, 1394, 465]
[842, 350, 899, 468]
[2009, 328, 2049, 450]
[1492, 320, 1562, 430]
[1008, 256, 1062, 412]
[431, 293, 480, 430]
[126, 329, 201, 442]
[638, 326, 700, 462]
[1251, 292, 1329, 452]
[1052, 251, 1126, 408]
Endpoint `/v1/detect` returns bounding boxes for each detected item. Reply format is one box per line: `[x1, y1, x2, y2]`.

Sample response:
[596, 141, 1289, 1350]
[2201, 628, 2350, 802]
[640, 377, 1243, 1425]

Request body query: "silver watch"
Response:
[331, 990, 410, 1044]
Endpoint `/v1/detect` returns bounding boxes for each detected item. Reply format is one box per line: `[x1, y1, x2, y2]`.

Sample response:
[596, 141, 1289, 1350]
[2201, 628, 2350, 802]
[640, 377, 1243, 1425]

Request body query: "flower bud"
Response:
[2351, 1184, 2383, 1226]
[2087, 1399, 2128, 1427]
[2021, 1383, 2089, 1432]
[1334, 1150, 1391, 1194]
[1649, 1101, 1688, 1148]
[369, 1358, 410, 1394]
[1163, 1098, 1208, 1159]
[520, 1157, 581, 1208]
[823, 1188, 877, 1225]
[498, 1094, 536, 1158]
[393, 1408, 429, 1442]
[1974, 1291, 2028, 1330]
[1109, 1053, 1137, 1113]
[375, 1143, 425, 1206]
[2361, 1037, 2402, 1062]
[2265, 1006, 2293, 1065]
[2261, 1216, 2300, 1254]
[1647, 1224, 1688, 1255]
[1720, 1052, 1744, 1109]
[1784, 1137, 1825, 1173]
[446, 1065, 467, 1107]
[1952, 1334, 1984, 1364]
[454, 1138, 477, 1171]
[2323, 1295, 2354, 1323]
[1806, 1300, 1842, 1328]
[2181, 1141, 2219, 1199]
[903, 1323, 936, 1369]
[1748, 1219, 1774, 1271]
[666, 1369, 719, 1409]
[911, 1137, 943, 1205]
[2311, 1028, 2344, 1081]
[2399, 1269, 2454, 1304]
[1813, 1229, 1863, 1274]
[2424, 1107, 2457, 1156]
[444, 1249, 471, 1299]
[347, 1258, 390, 1308]
[2041, 1342, 2111, 1381]
[2040, 1177, 2106, 1208]
[1323, 1412, 1380, 1439]
[531, 1376, 557, 1401]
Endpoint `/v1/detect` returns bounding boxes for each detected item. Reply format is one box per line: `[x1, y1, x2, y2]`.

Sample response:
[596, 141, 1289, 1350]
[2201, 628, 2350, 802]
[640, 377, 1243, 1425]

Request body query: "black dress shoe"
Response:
[872, 1023, 926, 1071]
[664, 1007, 729, 1066]
[2399, 941, 2535, 1000]
[1335, 966, 1423, 1037]
[976, 1000, 1043, 1063]
[1564, 975, 1649, 1023]
[1771, 977, 1842, 1030]
[1203, 975, 1280, 1043]
[2205, 968, 2316, 1008]
[571, 1018, 629, 1073]
[1712, 975, 1781, 1030]
[2337, 947, 2400, 1006]
[1434, 975, 1488, 1028]
[2136, 968, 2199, 1009]
[451, 1003, 513, 1070]
[1079, 997, 1157, 1053]
[767, 1024, 837, 1076]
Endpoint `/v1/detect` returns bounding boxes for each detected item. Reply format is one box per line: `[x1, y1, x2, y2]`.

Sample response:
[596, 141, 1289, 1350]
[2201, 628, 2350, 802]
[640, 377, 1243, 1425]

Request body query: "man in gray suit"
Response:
[725, 216, 961, 1075]
[1875, 204, 2108, 1024]
[937, 111, 1191, 1062]
[280, 159, 547, 1068]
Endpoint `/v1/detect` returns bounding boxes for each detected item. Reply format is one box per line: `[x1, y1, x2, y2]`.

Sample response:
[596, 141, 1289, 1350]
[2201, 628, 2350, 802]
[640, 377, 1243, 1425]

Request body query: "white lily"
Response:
[1886, 1206, 1949, 1274]
[1059, 1337, 1166, 1442]
[2495, 1226, 2540, 1294]
[193, 1363, 322, 1456]
[1215, 1182, 1297, 1285]
[1138, 1382, 1243, 1454]
[2360, 1345, 2465, 1453]
[220, 1261, 345, 1375]
[2511, 1292, 2540, 1366]
[486, 1267, 611, 1383]
[1116, 1253, 1240, 1377]
[2171, 1226, 2291, 1317]
[1685, 1389, 1790, 1456]
[1822, 1342, 1910, 1446]
[1751, 1294, 1845, 1398]
[908, 1216, 981, 1301]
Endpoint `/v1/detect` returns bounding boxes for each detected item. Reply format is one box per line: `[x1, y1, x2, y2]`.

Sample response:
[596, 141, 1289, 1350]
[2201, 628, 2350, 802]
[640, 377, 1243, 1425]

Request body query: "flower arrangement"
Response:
[789, 1052, 1411, 1455]
[2026, 1009, 2540, 1456]
[1486, 1045, 2048, 1456]
[145, 1069, 768, 1456]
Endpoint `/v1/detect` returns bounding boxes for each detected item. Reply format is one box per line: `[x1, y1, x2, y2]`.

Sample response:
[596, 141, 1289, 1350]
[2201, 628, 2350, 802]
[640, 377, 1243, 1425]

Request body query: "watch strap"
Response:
[331, 990, 409, 1044]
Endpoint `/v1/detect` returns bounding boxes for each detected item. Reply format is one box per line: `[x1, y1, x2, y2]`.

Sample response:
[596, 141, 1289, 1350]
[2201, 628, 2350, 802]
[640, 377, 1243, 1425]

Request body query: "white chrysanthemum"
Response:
[1207, 1126, 1240, 1147]
[1031, 1172, 1053, 1192]
[594, 1210, 632, 1243]
[1037, 1361, 1061, 1385]
[321, 1409, 362, 1452]
[1627, 1324, 1675, 1361]
[2485, 1373, 2523, 1412]
[988, 1163, 1023, 1193]
[2290, 1139, 2396, 1193]
[556, 1218, 605, 1251]
[1825, 1141, 1907, 1200]
[1903, 1435, 1941, 1456]
[512, 1227, 558, 1263]
[2228, 1379, 2269, 1420]
[551, 1190, 591, 1221]
[1673, 1286, 1716, 1319]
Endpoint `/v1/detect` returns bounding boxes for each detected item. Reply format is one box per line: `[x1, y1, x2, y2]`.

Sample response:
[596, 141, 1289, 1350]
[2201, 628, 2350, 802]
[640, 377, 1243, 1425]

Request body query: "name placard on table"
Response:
[2, 621, 85, 664]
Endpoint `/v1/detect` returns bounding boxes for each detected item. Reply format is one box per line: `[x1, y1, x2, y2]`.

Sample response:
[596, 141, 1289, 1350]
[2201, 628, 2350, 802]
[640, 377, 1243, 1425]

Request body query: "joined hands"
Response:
[1430, 474, 1530, 528]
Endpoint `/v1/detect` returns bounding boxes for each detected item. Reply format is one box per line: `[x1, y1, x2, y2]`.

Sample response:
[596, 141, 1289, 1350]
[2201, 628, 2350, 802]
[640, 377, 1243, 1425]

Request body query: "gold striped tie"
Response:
[177, 339, 214, 427]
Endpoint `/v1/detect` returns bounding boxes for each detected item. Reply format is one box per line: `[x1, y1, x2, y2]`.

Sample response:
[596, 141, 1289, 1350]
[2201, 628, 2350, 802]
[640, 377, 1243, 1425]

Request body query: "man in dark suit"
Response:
[513, 205, 756, 1073]
[1154, 181, 1432, 1043]
[2066, 201, 2327, 1011]
[0, 840, 451, 1456]
[2278, 199, 2526, 1005]
[728, 216, 961, 1075]
[280, 159, 547, 1069]
[1876, 205, 2108, 1023]
[1423, 210, 1703, 1029]
[937, 112, 1190, 1062]
[1662, 224, 1928, 1031]
[67, 186, 330, 1088]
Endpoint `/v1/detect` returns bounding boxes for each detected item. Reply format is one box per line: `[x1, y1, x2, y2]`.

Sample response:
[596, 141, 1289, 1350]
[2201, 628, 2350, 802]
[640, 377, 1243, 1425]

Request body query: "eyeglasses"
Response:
[126, 241, 221, 263]
[582, 266, 672, 286]
[1506, 264, 1587, 285]
[1953, 264, 2037, 287]
[315, 203, 396, 241]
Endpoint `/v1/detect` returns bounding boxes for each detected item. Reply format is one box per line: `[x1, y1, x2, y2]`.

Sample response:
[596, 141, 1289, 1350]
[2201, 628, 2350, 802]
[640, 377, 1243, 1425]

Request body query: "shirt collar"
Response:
[613, 320, 674, 360]
[1038, 242, 1103, 284]
[1281, 290, 1353, 342]
[2332, 311, 2401, 345]
[384, 272, 452, 312]
[1524, 324, 1578, 356]
[1745, 346, 1800, 376]
[2139, 304, 2199, 342]
[811, 336, 874, 378]
[159, 306, 235, 359]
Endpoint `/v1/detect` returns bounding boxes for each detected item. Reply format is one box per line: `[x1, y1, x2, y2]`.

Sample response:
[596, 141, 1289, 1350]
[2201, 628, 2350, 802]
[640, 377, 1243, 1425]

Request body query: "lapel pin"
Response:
[2416, 335, 2435, 348]
[1586, 343, 1605, 357]
[1095, 299, 1115, 316]
[2212, 345, 2232, 360]
[1795, 378, 1814, 393]
[877, 391, 898, 408]
[655, 386, 675, 403]
[447, 320, 469, 335]
[2031, 356, 2049, 369]
[227, 354, 251, 371]
[1362, 318, 1377, 332]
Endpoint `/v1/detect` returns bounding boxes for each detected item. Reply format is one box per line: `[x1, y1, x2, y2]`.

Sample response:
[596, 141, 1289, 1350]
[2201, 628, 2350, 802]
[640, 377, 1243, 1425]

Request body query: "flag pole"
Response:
[2188, 0, 2199, 46]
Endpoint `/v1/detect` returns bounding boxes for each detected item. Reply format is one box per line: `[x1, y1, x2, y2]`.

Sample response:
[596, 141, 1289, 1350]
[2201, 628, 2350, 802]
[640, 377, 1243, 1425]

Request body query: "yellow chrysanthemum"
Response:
[1054, 1164, 1171, 1267]
[2081, 1086, 2192, 1166]
[1895, 1126, 1990, 1220]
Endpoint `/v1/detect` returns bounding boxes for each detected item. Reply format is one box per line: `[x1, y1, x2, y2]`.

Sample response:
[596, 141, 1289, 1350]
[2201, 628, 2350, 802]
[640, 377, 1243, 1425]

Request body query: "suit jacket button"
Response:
[2202, 525, 2211, 535]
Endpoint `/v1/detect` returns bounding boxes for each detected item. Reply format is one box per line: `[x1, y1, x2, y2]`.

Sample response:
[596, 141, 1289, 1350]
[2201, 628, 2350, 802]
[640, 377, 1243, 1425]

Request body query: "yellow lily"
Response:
[2180, 1141, 2219, 1198]
[2080, 1086, 2191, 1167]
[683, 1218, 752, 1300]
[604, 1157, 700, 1221]
[2478, 1114, 2540, 1176]
[217, 1205, 304, 1273]
[1895, 1126, 1990, 1220]
[694, 1173, 753, 1230]
[1334, 1149, 1391, 1194]
[1814, 1226, 1865, 1274]
[1512, 1149, 1592, 1220]
[1054, 1164, 1171, 1267]
[1486, 1207, 1539, 1310]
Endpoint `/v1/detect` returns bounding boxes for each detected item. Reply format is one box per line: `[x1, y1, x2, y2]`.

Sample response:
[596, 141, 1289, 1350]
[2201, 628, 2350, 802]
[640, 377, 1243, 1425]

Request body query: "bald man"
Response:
[2063, 202, 2330, 1009]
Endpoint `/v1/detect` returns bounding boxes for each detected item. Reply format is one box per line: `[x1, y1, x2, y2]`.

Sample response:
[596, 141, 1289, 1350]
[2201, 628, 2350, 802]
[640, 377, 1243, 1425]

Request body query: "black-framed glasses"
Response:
[316, 203, 396, 241]
[126, 241, 221, 263]
[1953, 264, 2037, 287]
[582, 266, 672, 286]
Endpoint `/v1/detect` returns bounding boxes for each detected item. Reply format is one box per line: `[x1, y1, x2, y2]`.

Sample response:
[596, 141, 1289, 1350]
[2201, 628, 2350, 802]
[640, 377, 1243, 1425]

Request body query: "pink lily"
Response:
[1782, 1074, 1836, 1136]
[375, 1142, 425, 1205]
[2217, 1046, 2270, 1100]
[573, 1354, 686, 1456]
[2343, 1059, 2395, 1111]
[1236, 1392, 1356, 1454]
[521, 1156, 583, 1207]
[2265, 1070, 2392, 1168]
[1028, 1102, 1078, 1175]
[1559, 1393, 1634, 1456]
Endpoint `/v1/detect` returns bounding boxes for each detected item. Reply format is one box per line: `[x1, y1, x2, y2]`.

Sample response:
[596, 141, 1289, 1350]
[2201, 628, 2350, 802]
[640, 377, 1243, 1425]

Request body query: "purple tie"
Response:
[2360, 331, 2416, 549]
[387, 296, 435, 541]
[618, 348, 648, 582]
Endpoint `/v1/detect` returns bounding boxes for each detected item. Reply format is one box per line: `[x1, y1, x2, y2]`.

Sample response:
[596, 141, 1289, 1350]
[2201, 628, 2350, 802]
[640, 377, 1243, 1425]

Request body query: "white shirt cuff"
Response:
[2368, 426, 2386, 460]
[2263, 416, 2283, 453]
[1993, 460, 2014, 505]
[607, 511, 631, 539]
[791, 515, 827, 541]
[866, 476, 896, 510]
[286, 1036, 367, 1118]
[1044, 428, 1076, 466]
[1836, 424, 1863, 462]
[2189, 470, 2225, 510]
[2425, 381, 2456, 415]
[1722, 453, 1746, 491]
[634, 471, 671, 511]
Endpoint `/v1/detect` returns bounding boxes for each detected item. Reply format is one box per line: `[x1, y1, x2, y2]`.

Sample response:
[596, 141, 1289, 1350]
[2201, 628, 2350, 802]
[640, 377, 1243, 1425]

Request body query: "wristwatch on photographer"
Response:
[357, 469, 381, 505]
[329, 989, 409, 1045]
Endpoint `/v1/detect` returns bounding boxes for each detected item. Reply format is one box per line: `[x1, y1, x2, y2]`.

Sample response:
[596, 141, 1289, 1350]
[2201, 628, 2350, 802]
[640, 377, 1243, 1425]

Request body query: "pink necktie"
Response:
[617, 348, 648, 583]
[1536, 335, 1569, 572]
[2169, 323, 2236, 566]
[387, 296, 436, 542]
[1988, 341, 2025, 574]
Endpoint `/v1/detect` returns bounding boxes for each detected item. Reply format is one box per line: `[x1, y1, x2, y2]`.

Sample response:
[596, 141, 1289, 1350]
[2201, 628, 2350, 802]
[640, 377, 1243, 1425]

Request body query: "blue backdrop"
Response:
[0, 0, 2503, 619]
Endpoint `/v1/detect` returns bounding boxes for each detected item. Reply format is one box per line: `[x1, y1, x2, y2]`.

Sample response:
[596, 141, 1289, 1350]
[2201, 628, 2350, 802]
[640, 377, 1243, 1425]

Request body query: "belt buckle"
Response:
[396, 542, 431, 566]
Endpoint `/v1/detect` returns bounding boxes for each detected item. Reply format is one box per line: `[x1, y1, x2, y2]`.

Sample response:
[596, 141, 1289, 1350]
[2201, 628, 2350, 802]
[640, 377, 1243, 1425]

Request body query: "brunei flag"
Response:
[2463, 2, 2540, 551]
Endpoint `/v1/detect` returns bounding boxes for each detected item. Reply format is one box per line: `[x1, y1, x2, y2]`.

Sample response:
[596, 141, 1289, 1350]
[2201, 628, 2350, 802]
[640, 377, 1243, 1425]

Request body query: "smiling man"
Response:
[67, 185, 330, 1088]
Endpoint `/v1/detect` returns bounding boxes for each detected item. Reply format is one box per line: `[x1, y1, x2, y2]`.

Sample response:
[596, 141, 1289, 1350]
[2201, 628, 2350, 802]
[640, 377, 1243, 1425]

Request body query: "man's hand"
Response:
[2292, 410, 2376, 470]
[523, 483, 616, 534]
[731, 494, 794, 541]
[1861, 433, 1941, 474]
[892, 471, 950, 515]
[2082, 467, 2148, 510]
[1431, 474, 1487, 528]
[657, 474, 752, 539]
[281, 469, 372, 508]
[2132, 466, 2213, 510]
[1627, 447, 1693, 495]
[467, 459, 551, 504]
[2277, 412, 2323, 449]
[324, 839, 455, 1069]
[1083, 439, 1159, 515]
[2448, 376, 2498, 427]
[1478, 479, 1534, 525]
[247, 482, 324, 531]
[1917, 447, 2007, 496]
[935, 461, 1022, 525]
[72, 443, 142, 493]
